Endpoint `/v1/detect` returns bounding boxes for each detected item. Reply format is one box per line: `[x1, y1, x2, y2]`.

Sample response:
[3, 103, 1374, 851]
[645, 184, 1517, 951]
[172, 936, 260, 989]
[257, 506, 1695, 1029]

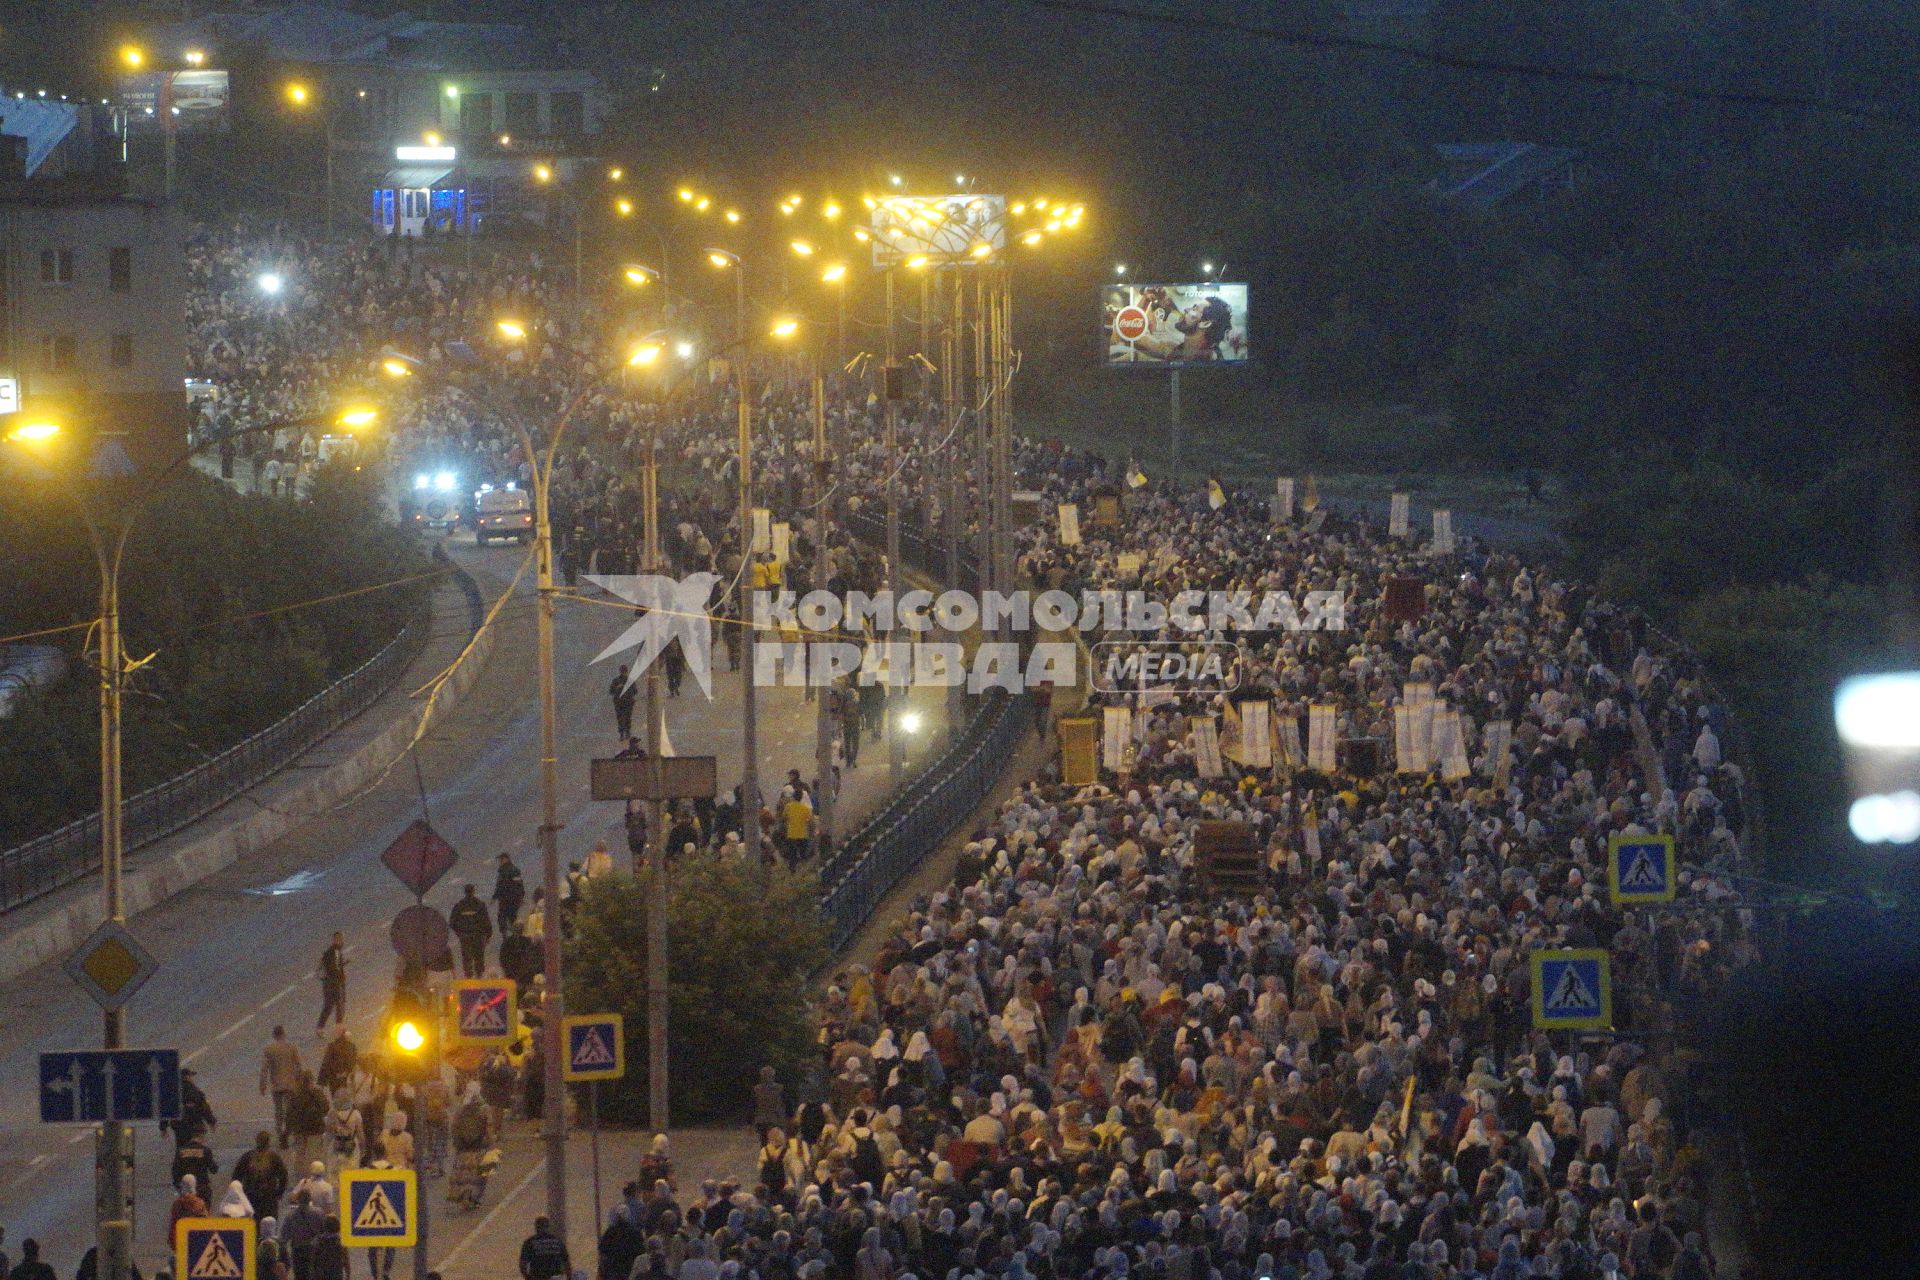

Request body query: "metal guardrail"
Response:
[819, 691, 1031, 952]
[0, 576, 442, 915]
[813, 506, 1028, 951]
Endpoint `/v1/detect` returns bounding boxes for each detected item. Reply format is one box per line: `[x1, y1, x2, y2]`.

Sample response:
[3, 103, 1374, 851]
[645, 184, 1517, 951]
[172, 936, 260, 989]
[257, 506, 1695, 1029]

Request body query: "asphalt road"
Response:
[0, 533, 943, 1271]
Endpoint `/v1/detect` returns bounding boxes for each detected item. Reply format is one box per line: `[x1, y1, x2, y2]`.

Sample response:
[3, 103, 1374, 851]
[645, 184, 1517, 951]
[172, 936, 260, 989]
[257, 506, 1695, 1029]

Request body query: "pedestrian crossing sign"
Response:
[341, 1168, 417, 1246]
[176, 1219, 253, 1280]
[1608, 833, 1676, 904]
[1531, 948, 1613, 1030]
[450, 978, 518, 1046]
[563, 1012, 626, 1081]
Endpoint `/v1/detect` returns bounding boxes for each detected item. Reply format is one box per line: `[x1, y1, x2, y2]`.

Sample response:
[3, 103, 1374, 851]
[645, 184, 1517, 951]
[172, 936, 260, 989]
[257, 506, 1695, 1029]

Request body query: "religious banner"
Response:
[1389, 492, 1411, 538]
[1239, 700, 1272, 768]
[1115, 551, 1142, 580]
[1192, 716, 1224, 778]
[1394, 705, 1426, 773]
[1434, 707, 1472, 780]
[1432, 509, 1455, 555]
[1058, 717, 1098, 786]
[1101, 705, 1132, 771]
[772, 521, 791, 567]
[1486, 720, 1514, 791]
[1273, 711, 1304, 770]
[1275, 477, 1294, 522]
[1307, 704, 1337, 773]
[1058, 502, 1082, 546]
[752, 506, 773, 554]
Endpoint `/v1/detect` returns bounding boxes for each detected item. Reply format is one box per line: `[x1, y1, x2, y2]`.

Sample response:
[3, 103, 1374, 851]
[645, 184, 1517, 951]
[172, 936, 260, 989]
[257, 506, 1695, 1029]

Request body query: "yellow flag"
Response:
[1302, 474, 1319, 512]
[1127, 465, 1147, 489]
[1207, 479, 1226, 510]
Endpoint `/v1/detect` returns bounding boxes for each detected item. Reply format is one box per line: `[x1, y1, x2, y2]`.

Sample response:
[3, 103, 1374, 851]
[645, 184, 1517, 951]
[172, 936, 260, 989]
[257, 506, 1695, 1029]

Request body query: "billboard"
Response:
[1102, 283, 1250, 366]
[117, 70, 231, 132]
[870, 195, 1006, 267]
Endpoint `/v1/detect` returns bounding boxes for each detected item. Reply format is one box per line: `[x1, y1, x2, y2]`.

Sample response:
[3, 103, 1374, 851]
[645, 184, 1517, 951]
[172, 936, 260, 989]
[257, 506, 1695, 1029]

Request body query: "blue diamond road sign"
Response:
[40, 1049, 181, 1123]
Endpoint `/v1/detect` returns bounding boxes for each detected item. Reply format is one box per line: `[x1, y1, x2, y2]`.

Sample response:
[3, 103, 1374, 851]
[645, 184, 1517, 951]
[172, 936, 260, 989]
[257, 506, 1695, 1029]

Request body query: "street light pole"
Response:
[883, 268, 903, 785]
[726, 259, 763, 862]
[8, 410, 373, 1280]
[527, 429, 568, 1236]
[97, 551, 129, 1280]
[640, 417, 670, 1133]
[811, 367, 835, 859]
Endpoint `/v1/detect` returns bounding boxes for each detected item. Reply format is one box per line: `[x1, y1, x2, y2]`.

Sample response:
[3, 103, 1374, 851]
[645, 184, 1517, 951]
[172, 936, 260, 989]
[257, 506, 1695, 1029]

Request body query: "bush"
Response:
[565, 853, 830, 1124]
[0, 463, 428, 844]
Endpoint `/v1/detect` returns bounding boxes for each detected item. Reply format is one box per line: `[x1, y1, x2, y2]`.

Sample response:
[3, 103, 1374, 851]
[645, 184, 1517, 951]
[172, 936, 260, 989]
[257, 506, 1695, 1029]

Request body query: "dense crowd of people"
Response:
[117, 219, 1756, 1280]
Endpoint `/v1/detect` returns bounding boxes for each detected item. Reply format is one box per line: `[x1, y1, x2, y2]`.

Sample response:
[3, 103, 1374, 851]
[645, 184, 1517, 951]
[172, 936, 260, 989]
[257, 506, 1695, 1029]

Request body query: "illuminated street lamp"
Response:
[183, 49, 206, 67]
[3, 401, 377, 1280]
[257, 271, 285, 294]
[120, 45, 145, 69]
[790, 239, 815, 256]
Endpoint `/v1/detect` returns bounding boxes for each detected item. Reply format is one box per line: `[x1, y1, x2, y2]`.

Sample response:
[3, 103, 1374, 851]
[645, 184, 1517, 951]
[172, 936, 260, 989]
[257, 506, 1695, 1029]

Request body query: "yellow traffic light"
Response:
[4, 420, 63, 444]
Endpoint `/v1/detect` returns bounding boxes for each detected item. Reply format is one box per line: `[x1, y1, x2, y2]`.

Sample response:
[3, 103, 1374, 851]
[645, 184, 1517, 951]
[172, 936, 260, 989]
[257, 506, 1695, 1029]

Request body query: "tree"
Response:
[565, 853, 829, 1123]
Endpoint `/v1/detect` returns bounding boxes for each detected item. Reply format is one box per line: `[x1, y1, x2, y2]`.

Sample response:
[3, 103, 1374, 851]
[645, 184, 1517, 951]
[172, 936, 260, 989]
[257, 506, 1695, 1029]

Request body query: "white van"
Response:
[473, 484, 534, 546]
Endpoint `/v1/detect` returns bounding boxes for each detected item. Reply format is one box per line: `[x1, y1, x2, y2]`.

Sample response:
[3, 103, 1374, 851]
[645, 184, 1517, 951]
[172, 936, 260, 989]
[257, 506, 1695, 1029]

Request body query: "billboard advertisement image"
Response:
[1102, 282, 1250, 365]
[117, 69, 231, 131]
[870, 194, 1007, 267]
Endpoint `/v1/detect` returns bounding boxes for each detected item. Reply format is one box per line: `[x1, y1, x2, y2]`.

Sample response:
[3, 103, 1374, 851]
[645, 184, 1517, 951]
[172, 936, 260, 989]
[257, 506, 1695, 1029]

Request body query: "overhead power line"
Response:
[1022, 0, 1918, 130]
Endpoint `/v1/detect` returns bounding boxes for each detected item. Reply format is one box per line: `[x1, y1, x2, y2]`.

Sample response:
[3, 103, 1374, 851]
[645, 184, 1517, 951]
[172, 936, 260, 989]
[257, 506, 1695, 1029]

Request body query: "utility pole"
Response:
[883, 268, 903, 785]
[531, 442, 568, 1238]
[735, 279, 762, 862]
[972, 273, 991, 599]
[98, 557, 130, 1280]
[641, 421, 670, 1132]
[811, 369, 836, 858]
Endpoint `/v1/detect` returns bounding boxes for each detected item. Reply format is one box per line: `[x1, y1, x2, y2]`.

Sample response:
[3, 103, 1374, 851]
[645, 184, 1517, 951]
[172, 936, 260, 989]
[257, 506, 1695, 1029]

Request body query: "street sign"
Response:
[380, 819, 458, 898]
[39, 1048, 181, 1123]
[176, 1218, 253, 1280]
[389, 903, 451, 968]
[340, 1168, 417, 1246]
[63, 920, 158, 1013]
[591, 754, 717, 802]
[1531, 948, 1613, 1030]
[450, 978, 517, 1045]
[1608, 833, 1677, 904]
[563, 1013, 626, 1082]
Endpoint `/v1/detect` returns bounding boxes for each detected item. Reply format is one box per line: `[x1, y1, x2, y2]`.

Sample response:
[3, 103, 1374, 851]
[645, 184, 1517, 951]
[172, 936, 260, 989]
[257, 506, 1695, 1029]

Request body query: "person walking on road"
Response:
[610, 665, 637, 739]
[261, 1025, 304, 1147]
[316, 1028, 356, 1094]
[287, 1071, 329, 1171]
[315, 933, 348, 1034]
[5, 1240, 52, 1280]
[519, 1217, 571, 1280]
[492, 854, 526, 936]
[235, 1131, 289, 1224]
[169, 1176, 208, 1237]
[449, 884, 493, 978]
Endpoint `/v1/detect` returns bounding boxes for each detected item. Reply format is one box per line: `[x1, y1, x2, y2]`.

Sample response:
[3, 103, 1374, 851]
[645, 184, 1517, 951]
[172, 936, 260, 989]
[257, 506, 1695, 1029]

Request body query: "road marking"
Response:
[261, 975, 305, 1009]
[212, 1012, 256, 1041]
[434, 1155, 545, 1269]
[68, 1131, 88, 1144]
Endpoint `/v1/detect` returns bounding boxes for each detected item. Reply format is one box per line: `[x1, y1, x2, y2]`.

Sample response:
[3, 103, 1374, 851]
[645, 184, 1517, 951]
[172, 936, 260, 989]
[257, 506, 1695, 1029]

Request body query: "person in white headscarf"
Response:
[216, 1178, 254, 1218]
